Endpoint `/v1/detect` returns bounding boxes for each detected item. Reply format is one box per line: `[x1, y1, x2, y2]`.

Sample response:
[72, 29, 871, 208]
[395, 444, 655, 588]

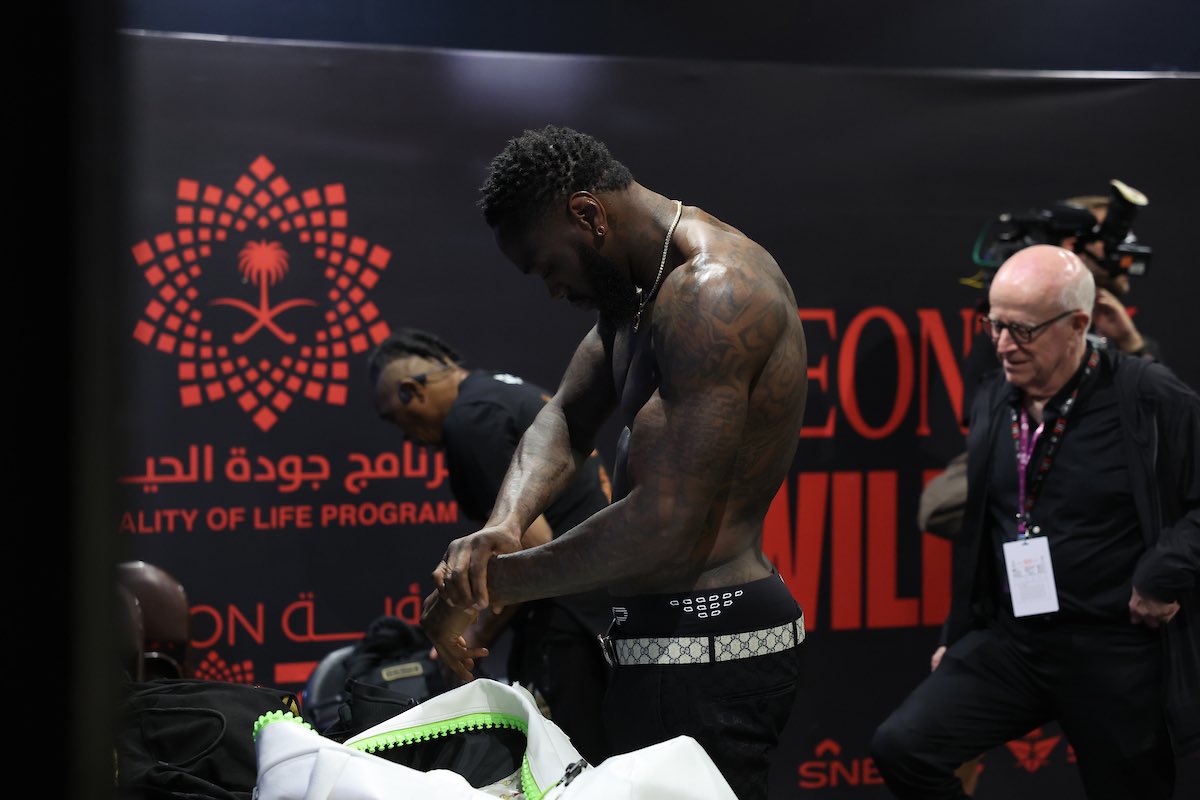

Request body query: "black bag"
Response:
[302, 615, 447, 740]
[115, 677, 299, 800]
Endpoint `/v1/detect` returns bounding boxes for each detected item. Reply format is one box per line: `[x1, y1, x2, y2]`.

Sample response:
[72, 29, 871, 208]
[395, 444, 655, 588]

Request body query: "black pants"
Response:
[602, 647, 802, 800]
[508, 604, 611, 766]
[871, 620, 1175, 800]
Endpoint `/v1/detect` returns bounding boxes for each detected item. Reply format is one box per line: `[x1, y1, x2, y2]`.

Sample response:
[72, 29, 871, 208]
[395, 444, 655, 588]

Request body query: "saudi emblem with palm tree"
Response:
[128, 155, 394, 431]
[211, 239, 317, 344]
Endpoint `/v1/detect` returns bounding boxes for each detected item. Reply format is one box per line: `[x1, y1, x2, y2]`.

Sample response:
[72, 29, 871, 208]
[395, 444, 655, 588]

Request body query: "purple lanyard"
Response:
[1013, 412, 1044, 536]
[1009, 349, 1099, 537]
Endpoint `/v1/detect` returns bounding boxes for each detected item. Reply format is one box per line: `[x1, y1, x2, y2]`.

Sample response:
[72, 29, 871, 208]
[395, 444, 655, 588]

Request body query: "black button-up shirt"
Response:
[986, 346, 1145, 625]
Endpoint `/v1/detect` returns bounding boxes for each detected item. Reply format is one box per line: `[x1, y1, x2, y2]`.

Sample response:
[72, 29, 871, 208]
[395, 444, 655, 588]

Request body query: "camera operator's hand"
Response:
[1092, 287, 1146, 355]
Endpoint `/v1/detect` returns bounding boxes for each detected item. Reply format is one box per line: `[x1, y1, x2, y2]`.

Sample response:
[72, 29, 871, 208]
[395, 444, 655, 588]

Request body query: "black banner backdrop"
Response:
[115, 32, 1199, 799]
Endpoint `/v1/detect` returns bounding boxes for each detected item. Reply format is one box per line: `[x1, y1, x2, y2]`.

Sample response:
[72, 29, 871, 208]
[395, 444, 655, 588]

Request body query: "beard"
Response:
[575, 243, 640, 322]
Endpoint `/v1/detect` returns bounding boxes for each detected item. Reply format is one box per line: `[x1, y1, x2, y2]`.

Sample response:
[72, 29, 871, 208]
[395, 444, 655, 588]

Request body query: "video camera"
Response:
[966, 179, 1151, 289]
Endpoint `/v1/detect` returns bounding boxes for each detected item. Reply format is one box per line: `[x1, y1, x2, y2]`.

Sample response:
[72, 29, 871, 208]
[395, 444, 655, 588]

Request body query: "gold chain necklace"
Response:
[633, 199, 683, 332]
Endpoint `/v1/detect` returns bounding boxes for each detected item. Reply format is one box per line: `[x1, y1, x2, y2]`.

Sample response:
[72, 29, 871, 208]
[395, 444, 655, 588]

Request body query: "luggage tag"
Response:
[1002, 530, 1059, 617]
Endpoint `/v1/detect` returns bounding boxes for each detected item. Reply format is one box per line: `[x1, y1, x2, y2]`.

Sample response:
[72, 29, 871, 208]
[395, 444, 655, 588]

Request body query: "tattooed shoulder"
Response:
[653, 253, 789, 390]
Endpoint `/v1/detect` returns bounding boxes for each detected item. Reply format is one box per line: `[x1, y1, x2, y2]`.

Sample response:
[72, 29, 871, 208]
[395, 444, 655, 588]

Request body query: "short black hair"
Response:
[367, 328, 462, 383]
[478, 125, 634, 231]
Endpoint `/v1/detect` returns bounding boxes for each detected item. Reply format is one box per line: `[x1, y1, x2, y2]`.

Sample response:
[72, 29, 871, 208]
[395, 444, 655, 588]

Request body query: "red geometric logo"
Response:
[797, 737, 885, 790]
[1005, 727, 1060, 773]
[193, 650, 256, 683]
[814, 739, 841, 757]
[128, 155, 392, 431]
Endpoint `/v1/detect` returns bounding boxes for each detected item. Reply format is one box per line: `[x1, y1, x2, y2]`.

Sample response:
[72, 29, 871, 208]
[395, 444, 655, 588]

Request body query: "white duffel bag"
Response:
[253, 678, 736, 800]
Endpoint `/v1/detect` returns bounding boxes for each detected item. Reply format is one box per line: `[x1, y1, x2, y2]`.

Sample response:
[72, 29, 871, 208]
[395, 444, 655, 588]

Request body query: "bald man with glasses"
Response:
[872, 244, 1200, 799]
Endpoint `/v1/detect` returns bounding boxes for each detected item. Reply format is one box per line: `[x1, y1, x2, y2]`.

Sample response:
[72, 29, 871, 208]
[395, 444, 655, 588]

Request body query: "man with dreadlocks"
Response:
[368, 327, 614, 764]
[421, 125, 809, 799]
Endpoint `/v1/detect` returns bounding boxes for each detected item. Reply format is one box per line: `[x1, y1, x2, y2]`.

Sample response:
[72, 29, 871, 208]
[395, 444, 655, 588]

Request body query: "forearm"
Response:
[1132, 391, 1200, 597]
[485, 402, 588, 532]
[487, 487, 699, 607]
[1133, 507, 1200, 598]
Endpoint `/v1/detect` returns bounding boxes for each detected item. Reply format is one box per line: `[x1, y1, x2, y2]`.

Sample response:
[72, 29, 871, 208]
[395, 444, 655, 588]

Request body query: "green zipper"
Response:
[253, 711, 554, 800]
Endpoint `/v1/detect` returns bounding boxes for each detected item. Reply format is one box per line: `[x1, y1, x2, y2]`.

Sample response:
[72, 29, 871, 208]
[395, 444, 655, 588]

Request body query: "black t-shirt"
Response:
[441, 371, 614, 636]
[985, 348, 1146, 626]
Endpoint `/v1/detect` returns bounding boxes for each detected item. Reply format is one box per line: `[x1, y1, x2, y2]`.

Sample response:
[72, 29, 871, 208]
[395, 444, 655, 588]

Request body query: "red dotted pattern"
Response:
[130, 156, 392, 431]
[193, 649, 256, 684]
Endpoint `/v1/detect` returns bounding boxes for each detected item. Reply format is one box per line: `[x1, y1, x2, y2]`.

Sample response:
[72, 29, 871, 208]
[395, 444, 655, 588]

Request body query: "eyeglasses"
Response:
[979, 309, 1078, 345]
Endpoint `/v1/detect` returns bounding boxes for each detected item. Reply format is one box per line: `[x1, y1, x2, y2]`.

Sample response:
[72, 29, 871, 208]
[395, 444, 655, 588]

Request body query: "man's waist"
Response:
[608, 572, 800, 637]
